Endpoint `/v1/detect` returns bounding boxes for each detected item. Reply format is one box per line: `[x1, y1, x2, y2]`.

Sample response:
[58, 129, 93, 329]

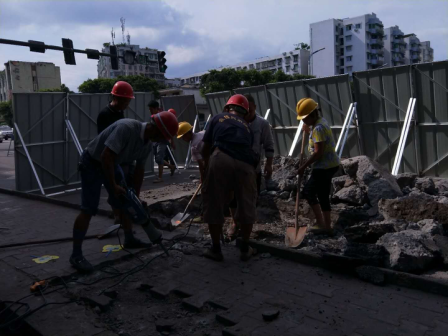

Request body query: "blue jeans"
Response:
[79, 151, 125, 216]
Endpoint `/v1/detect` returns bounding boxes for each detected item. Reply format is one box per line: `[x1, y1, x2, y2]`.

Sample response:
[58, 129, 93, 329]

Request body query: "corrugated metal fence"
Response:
[353, 60, 448, 177]
[13, 92, 155, 194]
[205, 74, 360, 158]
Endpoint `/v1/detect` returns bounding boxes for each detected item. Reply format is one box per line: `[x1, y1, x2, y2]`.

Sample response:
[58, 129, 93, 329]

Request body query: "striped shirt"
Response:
[86, 119, 152, 166]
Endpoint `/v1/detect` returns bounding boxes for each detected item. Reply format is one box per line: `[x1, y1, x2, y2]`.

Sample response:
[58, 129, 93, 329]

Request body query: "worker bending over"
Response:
[227, 93, 275, 240]
[201, 94, 259, 262]
[70, 112, 178, 273]
[177, 121, 206, 181]
[148, 101, 176, 182]
[296, 98, 340, 235]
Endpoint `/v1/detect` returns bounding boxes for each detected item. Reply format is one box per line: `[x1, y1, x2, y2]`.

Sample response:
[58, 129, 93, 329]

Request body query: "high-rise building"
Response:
[180, 49, 310, 86]
[384, 26, 407, 68]
[420, 41, 434, 63]
[97, 44, 165, 85]
[404, 34, 422, 65]
[310, 13, 386, 78]
[0, 61, 61, 102]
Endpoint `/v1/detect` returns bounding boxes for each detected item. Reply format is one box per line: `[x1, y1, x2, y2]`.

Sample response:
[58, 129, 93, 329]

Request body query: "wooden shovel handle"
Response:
[183, 183, 202, 213]
[295, 130, 307, 230]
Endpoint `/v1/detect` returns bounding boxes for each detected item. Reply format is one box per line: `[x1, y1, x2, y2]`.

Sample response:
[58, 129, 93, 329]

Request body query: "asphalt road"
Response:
[0, 139, 15, 190]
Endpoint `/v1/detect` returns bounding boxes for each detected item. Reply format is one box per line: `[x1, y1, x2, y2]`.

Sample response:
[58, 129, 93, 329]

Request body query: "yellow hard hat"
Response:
[177, 121, 193, 138]
[296, 98, 318, 120]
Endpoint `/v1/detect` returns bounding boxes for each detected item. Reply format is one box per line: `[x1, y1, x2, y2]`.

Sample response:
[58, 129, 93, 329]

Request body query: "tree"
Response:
[294, 42, 311, 51]
[78, 75, 163, 98]
[200, 68, 315, 96]
[39, 84, 74, 93]
[0, 101, 13, 127]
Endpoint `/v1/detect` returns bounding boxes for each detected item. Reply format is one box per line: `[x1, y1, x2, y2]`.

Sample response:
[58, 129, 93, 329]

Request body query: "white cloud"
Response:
[165, 45, 204, 65]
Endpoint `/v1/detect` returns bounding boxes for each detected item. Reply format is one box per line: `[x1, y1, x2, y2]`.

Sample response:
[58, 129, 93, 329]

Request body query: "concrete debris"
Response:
[333, 184, 365, 206]
[279, 191, 290, 199]
[377, 230, 437, 273]
[415, 177, 437, 195]
[345, 243, 389, 267]
[395, 173, 418, 190]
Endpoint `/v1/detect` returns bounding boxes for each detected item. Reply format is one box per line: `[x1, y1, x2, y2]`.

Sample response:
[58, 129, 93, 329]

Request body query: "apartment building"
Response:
[310, 13, 386, 78]
[420, 41, 434, 63]
[384, 26, 406, 67]
[180, 49, 310, 86]
[403, 34, 422, 65]
[97, 44, 165, 84]
[0, 61, 61, 102]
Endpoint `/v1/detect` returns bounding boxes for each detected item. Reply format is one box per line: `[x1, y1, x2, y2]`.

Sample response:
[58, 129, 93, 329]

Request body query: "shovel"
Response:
[171, 183, 202, 227]
[285, 133, 308, 248]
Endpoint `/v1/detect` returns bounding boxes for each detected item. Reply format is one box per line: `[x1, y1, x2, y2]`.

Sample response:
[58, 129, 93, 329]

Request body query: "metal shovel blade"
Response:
[171, 212, 191, 227]
[285, 226, 307, 248]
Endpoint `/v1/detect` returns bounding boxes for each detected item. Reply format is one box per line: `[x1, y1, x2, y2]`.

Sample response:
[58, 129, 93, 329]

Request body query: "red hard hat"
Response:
[152, 111, 179, 141]
[168, 108, 177, 116]
[224, 94, 249, 114]
[111, 81, 135, 99]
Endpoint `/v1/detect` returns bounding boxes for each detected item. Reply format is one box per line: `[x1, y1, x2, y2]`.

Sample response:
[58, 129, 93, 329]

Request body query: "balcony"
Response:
[411, 54, 420, 60]
[370, 39, 384, 46]
[411, 45, 420, 52]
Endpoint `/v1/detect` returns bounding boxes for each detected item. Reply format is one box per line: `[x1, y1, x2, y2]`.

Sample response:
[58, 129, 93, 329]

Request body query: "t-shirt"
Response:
[191, 131, 205, 161]
[86, 119, 152, 166]
[97, 105, 124, 134]
[308, 117, 340, 170]
[203, 113, 258, 167]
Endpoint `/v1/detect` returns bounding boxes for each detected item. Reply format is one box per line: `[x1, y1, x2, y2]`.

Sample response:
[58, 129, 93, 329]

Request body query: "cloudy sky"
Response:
[1, 0, 446, 92]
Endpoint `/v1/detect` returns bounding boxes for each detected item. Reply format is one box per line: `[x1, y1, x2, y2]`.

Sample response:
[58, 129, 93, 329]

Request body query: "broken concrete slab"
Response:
[377, 230, 437, 273]
[415, 177, 437, 195]
[396, 173, 418, 190]
[344, 242, 389, 267]
[333, 185, 365, 206]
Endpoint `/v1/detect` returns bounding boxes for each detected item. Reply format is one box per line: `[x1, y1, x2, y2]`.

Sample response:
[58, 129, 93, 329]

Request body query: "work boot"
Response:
[203, 247, 224, 262]
[70, 255, 94, 273]
[123, 237, 152, 249]
[240, 246, 257, 262]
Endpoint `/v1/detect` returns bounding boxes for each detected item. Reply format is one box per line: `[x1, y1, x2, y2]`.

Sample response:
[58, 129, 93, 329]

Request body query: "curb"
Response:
[237, 238, 448, 298]
[0, 187, 112, 217]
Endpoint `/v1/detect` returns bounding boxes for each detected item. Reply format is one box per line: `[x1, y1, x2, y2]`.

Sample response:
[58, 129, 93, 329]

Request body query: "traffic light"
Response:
[28, 40, 45, 53]
[62, 38, 76, 65]
[158, 51, 167, 73]
[110, 45, 119, 70]
[123, 50, 136, 65]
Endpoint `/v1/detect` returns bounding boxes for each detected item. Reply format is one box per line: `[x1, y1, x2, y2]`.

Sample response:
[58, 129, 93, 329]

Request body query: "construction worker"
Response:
[97, 81, 136, 224]
[227, 93, 275, 240]
[296, 98, 340, 235]
[148, 101, 176, 182]
[202, 94, 259, 262]
[70, 111, 178, 273]
[177, 121, 206, 181]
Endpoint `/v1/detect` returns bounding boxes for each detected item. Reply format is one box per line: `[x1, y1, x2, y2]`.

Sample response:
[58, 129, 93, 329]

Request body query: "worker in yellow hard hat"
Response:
[296, 98, 340, 235]
[177, 121, 206, 182]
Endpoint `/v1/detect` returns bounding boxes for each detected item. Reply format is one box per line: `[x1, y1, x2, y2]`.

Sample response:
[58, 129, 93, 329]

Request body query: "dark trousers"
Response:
[301, 166, 339, 212]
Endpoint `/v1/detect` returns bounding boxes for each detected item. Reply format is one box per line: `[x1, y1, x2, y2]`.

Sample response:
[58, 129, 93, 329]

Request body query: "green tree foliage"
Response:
[78, 75, 163, 97]
[39, 84, 74, 93]
[0, 101, 13, 127]
[294, 42, 311, 50]
[200, 68, 315, 96]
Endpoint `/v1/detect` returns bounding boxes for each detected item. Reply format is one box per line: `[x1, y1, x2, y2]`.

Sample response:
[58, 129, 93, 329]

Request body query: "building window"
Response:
[277, 59, 282, 65]
[286, 66, 290, 72]
[347, 66, 353, 72]
[367, 53, 370, 60]
[236, 67, 241, 70]
[383, 35, 388, 40]
[346, 46, 352, 51]
[346, 35, 352, 41]
[256, 63, 261, 70]
[355, 23, 361, 29]
[285, 57, 291, 64]
[346, 56, 352, 61]
[293, 55, 298, 63]
[346, 25, 352, 31]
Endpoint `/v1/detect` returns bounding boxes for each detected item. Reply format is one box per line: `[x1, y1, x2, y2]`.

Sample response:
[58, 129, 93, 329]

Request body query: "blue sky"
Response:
[1, 0, 447, 92]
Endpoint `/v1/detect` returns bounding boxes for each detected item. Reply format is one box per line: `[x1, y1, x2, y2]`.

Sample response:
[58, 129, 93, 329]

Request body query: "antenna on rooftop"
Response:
[111, 28, 115, 45]
[126, 31, 131, 46]
[120, 17, 126, 44]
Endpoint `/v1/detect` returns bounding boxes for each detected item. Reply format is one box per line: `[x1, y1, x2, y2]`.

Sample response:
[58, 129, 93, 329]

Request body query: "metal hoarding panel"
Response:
[161, 95, 197, 165]
[205, 91, 231, 116]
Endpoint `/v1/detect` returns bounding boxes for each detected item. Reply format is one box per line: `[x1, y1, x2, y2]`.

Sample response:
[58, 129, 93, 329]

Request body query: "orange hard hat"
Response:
[152, 111, 179, 140]
[224, 94, 249, 114]
[168, 108, 177, 116]
[111, 81, 135, 99]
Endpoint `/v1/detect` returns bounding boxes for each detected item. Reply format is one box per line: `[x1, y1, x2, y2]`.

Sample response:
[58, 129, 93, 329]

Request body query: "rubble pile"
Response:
[261, 155, 448, 274]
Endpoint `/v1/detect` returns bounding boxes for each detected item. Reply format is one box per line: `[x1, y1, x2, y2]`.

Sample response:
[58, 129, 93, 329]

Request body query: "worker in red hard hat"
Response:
[97, 81, 135, 225]
[201, 94, 259, 262]
[148, 102, 177, 182]
[70, 111, 178, 273]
